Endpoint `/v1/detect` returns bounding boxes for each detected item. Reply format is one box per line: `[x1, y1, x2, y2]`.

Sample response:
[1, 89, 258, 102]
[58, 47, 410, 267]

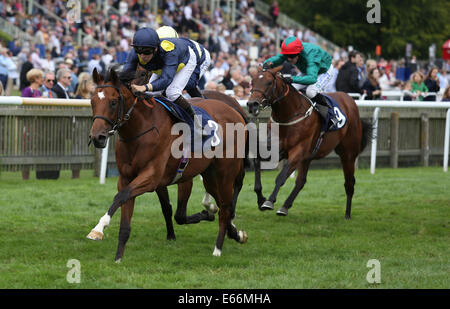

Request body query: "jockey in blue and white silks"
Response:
[126, 27, 209, 131]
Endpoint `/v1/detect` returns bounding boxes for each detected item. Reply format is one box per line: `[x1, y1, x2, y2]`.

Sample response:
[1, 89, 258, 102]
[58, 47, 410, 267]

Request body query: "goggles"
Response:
[134, 46, 156, 55]
[286, 54, 300, 59]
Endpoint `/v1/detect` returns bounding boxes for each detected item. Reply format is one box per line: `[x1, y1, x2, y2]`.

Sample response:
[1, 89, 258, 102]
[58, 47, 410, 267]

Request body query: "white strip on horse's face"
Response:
[98, 91, 105, 100]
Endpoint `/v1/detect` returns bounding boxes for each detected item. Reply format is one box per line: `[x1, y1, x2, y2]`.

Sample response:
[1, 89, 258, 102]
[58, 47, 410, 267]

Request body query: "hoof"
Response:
[201, 210, 215, 221]
[239, 231, 248, 244]
[203, 203, 218, 215]
[115, 258, 121, 264]
[87, 230, 103, 241]
[260, 201, 274, 211]
[345, 215, 351, 220]
[213, 246, 222, 257]
[276, 207, 288, 216]
[202, 195, 218, 214]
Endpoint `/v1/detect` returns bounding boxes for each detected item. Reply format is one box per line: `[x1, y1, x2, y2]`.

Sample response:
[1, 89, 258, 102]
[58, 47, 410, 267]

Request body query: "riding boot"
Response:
[174, 95, 205, 135]
[312, 93, 337, 126]
[187, 86, 205, 99]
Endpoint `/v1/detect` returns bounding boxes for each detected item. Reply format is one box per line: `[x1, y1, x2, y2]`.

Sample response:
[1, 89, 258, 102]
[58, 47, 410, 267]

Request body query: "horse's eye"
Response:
[110, 100, 118, 108]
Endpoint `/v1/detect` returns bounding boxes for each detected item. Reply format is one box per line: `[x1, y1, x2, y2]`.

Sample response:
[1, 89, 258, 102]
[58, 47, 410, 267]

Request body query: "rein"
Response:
[92, 84, 157, 142]
[251, 70, 311, 126]
[250, 70, 289, 107]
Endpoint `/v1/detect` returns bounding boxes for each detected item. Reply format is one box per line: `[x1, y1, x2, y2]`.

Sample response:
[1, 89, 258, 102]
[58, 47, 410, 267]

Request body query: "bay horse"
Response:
[247, 66, 373, 218]
[87, 68, 248, 262]
[129, 67, 252, 224]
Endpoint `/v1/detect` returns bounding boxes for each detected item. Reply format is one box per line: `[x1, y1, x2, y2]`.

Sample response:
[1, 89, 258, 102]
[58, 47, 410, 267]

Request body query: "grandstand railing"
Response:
[348, 91, 439, 101]
[1, 97, 449, 181]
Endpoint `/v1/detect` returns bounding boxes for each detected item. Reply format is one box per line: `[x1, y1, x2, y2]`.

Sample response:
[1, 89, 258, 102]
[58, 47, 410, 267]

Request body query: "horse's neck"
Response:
[119, 99, 167, 142]
[272, 87, 309, 122]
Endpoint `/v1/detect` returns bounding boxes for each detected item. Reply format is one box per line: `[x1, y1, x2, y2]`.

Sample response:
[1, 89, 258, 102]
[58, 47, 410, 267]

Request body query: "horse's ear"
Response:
[92, 68, 103, 84]
[109, 69, 119, 85]
[272, 66, 283, 74]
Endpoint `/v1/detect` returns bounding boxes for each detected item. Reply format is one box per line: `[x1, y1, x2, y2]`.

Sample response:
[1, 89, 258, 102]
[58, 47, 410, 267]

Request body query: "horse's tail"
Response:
[360, 119, 374, 154]
[202, 90, 252, 167]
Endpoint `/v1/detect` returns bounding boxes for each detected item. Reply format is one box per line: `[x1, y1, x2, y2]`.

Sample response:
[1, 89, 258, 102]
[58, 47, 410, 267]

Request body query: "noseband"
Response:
[93, 84, 138, 135]
[250, 70, 289, 107]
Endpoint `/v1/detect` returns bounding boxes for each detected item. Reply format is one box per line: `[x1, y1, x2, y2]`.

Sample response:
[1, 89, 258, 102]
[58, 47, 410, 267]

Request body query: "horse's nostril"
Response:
[97, 134, 107, 143]
[92, 134, 108, 148]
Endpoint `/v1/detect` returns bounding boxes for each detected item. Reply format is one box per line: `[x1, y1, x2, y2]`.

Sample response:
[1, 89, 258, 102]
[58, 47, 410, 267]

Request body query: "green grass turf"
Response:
[0, 167, 448, 288]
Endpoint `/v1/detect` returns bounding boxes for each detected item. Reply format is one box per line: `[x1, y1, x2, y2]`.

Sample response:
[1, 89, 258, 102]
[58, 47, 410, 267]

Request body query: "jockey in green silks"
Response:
[263, 36, 336, 124]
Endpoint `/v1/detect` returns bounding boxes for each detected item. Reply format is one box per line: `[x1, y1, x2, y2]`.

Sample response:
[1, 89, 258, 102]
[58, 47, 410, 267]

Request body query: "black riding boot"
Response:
[187, 86, 205, 99]
[174, 95, 205, 134]
[312, 93, 336, 126]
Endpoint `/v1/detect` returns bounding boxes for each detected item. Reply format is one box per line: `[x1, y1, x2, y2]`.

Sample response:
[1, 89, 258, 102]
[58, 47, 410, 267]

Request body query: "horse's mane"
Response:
[102, 65, 138, 85]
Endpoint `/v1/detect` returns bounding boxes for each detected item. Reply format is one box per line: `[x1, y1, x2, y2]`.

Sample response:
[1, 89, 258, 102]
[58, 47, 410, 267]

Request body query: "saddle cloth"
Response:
[321, 94, 347, 132]
[152, 96, 221, 151]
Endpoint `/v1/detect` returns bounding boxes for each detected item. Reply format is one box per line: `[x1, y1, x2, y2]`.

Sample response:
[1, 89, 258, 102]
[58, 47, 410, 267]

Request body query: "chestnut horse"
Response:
[87, 68, 248, 262]
[247, 67, 373, 218]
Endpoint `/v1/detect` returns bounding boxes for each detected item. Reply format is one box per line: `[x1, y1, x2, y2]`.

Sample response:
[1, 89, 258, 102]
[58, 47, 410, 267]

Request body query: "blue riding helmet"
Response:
[131, 27, 160, 48]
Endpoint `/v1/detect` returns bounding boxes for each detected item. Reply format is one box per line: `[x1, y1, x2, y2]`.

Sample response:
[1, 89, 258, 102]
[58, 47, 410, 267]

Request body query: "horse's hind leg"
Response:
[202, 192, 218, 215]
[156, 187, 176, 240]
[227, 166, 247, 241]
[174, 180, 214, 225]
[202, 168, 247, 257]
[338, 152, 357, 220]
[253, 157, 267, 207]
[277, 159, 311, 216]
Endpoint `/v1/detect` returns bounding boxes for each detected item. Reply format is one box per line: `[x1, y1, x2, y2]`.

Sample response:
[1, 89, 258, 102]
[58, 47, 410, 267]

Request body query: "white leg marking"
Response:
[213, 246, 222, 257]
[93, 213, 111, 234]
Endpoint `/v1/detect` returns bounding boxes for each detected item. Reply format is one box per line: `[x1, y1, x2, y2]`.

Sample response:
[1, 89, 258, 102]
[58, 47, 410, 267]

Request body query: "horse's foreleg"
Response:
[156, 186, 176, 240]
[114, 198, 135, 263]
[260, 160, 293, 211]
[87, 177, 133, 241]
[277, 159, 311, 216]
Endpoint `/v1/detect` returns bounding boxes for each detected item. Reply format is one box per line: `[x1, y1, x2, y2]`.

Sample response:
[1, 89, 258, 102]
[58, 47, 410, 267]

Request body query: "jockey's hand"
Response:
[262, 62, 272, 70]
[131, 84, 148, 93]
[282, 75, 293, 84]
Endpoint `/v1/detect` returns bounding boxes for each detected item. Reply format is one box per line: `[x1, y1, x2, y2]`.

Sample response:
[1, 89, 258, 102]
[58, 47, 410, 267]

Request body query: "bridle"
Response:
[250, 69, 315, 126]
[249, 70, 289, 108]
[93, 84, 139, 136]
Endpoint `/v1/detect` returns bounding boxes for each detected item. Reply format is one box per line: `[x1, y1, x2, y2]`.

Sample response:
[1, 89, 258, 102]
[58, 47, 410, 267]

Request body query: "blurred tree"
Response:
[267, 0, 450, 59]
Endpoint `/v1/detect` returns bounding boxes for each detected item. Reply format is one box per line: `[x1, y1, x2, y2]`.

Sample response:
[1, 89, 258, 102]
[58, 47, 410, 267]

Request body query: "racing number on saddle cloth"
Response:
[206, 120, 220, 147]
[333, 107, 346, 129]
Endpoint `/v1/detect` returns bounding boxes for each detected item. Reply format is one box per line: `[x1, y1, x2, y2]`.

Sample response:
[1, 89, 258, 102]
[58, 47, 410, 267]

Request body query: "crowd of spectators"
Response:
[330, 49, 450, 102]
[0, 0, 449, 103]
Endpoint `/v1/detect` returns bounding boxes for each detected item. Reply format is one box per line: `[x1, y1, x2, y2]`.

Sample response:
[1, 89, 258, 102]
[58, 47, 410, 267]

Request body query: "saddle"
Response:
[150, 95, 221, 150]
